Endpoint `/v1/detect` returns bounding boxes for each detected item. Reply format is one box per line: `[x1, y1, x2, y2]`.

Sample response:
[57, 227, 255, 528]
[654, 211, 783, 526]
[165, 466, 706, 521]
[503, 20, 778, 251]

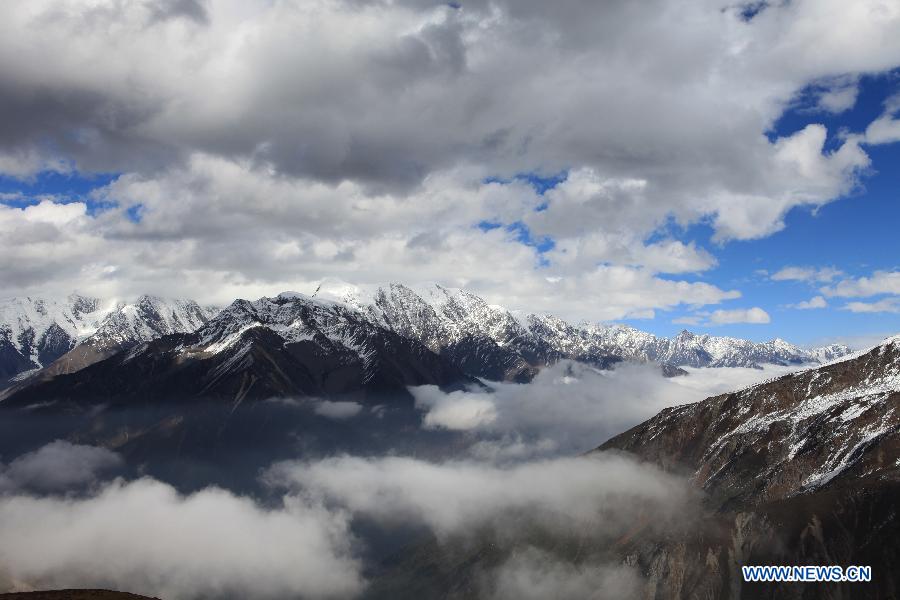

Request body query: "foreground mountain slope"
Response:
[0, 293, 473, 409]
[600, 335, 899, 508]
[595, 335, 900, 599]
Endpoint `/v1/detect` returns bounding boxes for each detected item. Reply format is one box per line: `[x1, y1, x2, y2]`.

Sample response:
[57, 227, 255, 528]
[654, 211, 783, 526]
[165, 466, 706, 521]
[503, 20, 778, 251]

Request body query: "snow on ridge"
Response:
[0, 294, 220, 374]
[264, 282, 855, 369]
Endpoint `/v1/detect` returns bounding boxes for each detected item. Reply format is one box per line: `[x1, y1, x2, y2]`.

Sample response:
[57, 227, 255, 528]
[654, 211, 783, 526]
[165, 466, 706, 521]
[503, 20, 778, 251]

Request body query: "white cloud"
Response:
[815, 77, 860, 113]
[772, 266, 843, 283]
[842, 297, 900, 313]
[314, 400, 364, 420]
[669, 365, 801, 398]
[0, 0, 898, 308]
[0, 441, 121, 494]
[864, 93, 900, 145]
[0, 477, 363, 599]
[708, 307, 771, 324]
[0, 163, 742, 321]
[823, 270, 900, 298]
[788, 295, 827, 310]
[419, 392, 498, 430]
[409, 361, 790, 457]
[265, 452, 691, 540]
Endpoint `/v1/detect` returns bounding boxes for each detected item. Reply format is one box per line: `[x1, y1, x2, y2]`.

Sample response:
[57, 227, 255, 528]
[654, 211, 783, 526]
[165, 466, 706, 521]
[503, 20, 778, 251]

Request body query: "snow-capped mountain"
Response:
[1, 292, 473, 407]
[1, 283, 853, 389]
[0, 294, 219, 384]
[314, 281, 852, 373]
[587, 325, 849, 368]
[0, 294, 106, 383]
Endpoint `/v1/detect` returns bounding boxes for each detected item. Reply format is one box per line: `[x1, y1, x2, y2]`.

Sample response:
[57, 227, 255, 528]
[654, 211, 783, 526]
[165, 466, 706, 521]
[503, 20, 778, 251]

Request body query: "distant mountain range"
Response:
[1, 284, 852, 402]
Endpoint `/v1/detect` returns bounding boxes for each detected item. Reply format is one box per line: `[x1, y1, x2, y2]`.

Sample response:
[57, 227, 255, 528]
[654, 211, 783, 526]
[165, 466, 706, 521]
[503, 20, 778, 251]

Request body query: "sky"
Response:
[1, 0, 900, 346]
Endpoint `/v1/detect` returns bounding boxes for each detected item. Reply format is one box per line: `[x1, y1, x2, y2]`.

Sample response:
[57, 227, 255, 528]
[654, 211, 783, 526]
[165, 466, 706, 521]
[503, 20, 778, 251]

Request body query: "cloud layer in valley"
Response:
[410, 361, 799, 457]
[0, 438, 695, 599]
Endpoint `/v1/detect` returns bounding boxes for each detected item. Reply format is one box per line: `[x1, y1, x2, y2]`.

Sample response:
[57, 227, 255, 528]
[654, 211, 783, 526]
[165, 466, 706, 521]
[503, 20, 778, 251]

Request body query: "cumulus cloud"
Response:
[816, 78, 860, 114]
[0, 440, 121, 494]
[0, 477, 363, 599]
[0, 165, 741, 321]
[842, 297, 900, 313]
[822, 270, 900, 298]
[772, 266, 843, 283]
[788, 295, 827, 310]
[864, 93, 900, 145]
[0, 0, 898, 314]
[708, 307, 771, 325]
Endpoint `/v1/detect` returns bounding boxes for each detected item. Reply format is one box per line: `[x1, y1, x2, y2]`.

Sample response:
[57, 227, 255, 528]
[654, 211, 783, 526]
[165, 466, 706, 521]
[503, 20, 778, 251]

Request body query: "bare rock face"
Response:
[599, 337, 900, 599]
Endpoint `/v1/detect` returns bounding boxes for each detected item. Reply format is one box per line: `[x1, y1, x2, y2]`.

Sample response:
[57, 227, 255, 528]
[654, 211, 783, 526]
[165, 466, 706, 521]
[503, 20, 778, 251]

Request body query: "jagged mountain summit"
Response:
[1, 284, 852, 388]
[596, 334, 900, 598]
[313, 281, 852, 373]
[0, 292, 474, 408]
[0, 294, 218, 385]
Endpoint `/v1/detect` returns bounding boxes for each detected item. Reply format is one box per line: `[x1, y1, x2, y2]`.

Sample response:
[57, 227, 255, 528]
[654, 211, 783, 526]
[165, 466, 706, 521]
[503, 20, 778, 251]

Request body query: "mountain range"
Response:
[1, 284, 852, 401]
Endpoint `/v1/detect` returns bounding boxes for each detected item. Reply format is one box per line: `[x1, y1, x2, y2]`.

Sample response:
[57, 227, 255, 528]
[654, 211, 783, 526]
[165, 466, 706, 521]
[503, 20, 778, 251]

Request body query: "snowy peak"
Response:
[87, 295, 219, 351]
[0, 295, 107, 380]
[1, 283, 857, 385]
[0, 294, 220, 383]
[296, 282, 855, 373]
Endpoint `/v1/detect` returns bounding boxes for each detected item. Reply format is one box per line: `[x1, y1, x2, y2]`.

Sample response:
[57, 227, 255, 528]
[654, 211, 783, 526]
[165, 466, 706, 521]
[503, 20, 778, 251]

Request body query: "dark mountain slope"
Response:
[1, 294, 474, 410]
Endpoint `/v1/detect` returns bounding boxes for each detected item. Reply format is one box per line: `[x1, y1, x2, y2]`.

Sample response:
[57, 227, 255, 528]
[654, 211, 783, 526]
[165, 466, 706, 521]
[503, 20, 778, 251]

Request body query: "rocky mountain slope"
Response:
[0, 295, 218, 386]
[596, 335, 900, 599]
[0, 293, 474, 409]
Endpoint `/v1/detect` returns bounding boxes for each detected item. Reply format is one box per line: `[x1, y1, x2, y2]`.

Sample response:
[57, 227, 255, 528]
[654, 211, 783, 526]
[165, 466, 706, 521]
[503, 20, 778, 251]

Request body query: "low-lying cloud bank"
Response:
[0, 477, 363, 599]
[0, 439, 694, 599]
[411, 361, 800, 458]
[0, 440, 122, 494]
[0, 362, 797, 598]
[267, 453, 692, 540]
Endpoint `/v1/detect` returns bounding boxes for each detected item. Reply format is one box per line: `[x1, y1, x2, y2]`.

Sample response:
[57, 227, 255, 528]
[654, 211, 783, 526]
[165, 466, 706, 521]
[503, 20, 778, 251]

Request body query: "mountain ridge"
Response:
[1, 285, 853, 390]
